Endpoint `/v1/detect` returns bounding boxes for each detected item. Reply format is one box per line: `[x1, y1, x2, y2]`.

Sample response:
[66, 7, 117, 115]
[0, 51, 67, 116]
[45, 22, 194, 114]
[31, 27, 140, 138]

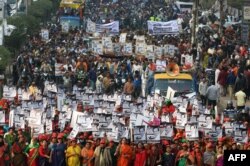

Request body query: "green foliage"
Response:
[228, 0, 244, 9]
[28, 0, 53, 19]
[5, 16, 27, 52]
[0, 46, 12, 73]
[4, 0, 55, 53]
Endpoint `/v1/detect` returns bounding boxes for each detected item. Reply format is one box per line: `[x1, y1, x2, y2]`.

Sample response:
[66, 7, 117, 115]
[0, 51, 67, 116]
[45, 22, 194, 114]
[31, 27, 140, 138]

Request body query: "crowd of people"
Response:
[0, 0, 250, 166]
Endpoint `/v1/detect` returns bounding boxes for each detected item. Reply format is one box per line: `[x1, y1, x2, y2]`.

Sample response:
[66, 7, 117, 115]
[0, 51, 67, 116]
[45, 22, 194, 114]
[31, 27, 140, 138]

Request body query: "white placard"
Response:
[134, 126, 146, 143]
[119, 33, 127, 43]
[185, 124, 199, 141]
[146, 126, 160, 143]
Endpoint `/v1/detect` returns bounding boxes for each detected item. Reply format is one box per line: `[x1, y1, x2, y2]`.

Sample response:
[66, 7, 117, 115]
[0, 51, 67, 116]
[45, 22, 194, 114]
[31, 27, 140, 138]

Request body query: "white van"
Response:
[175, 0, 193, 13]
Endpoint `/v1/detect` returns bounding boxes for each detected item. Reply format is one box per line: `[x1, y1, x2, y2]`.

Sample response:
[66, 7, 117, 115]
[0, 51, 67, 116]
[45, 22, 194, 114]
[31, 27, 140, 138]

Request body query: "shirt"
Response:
[199, 82, 207, 96]
[235, 90, 246, 106]
[206, 85, 219, 101]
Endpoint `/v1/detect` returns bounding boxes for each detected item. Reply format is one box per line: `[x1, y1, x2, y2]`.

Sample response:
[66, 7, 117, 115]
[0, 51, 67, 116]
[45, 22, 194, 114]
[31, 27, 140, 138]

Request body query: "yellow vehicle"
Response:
[60, 0, 83, 9]
[153, 64, 193, 96]
[59, 0, 85, 28]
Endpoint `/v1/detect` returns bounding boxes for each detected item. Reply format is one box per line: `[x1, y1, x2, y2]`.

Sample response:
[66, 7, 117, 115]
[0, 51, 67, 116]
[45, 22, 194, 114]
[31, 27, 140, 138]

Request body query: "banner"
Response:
[134, 126, 146, 143]
[61, 22, 69, 33]
[185, 124, 199, 141]
[135, 43, 146, 55]
[147, 20, 179, 35]
[119, 33, 127, 43]
[146, 126, 160, 143]
[122, 43, 133, 55]
[92, 40, 103, 55]
[86, 19, 96, 33]
[160, 123, 174, 139]
[87, 19, 119, 34]
[41, 29, 49, 41]
[102, 37, 114, 54]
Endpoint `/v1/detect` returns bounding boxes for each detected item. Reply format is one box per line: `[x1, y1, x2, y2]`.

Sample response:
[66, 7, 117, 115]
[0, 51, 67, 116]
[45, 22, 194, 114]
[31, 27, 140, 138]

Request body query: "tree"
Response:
[228, 0, 244, 9]
[200, 0, 217, 10]
[4, 16, 27, 53]
[0, 46, 12, 73]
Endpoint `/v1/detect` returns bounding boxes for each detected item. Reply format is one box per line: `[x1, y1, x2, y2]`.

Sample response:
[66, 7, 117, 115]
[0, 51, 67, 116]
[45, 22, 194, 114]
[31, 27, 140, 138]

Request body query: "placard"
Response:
[160, 124, 174, 139]
[185, 124, 199, 141]
[134, 126, 146, 143]
[123, 43, 133, 55]
[146, 126, 160, 143]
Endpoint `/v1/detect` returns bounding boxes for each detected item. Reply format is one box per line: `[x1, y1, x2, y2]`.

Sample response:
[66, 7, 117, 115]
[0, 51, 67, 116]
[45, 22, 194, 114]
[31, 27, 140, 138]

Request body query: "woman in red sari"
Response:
[0, 135, 8, 166]
[115, 138, 133, 166]
[11, 135, 27, 166]
[134, 142, 147, 166]
[25, 137, 39, 166]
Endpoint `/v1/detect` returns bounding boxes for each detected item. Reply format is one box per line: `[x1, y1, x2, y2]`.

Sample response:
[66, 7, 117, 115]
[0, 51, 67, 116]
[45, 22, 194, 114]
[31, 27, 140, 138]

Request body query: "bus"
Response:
[175, 0, 193, 13]
[153, 73, 194, 97]
[59, 0, 85, 28]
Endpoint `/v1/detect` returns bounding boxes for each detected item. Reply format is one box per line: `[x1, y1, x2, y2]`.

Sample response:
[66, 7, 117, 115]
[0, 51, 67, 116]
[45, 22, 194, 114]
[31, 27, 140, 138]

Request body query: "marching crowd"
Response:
[0, 0, 250, 166]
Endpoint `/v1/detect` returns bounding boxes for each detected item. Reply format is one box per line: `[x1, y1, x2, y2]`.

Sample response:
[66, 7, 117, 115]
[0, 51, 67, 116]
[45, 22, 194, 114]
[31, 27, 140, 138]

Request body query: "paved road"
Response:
[218, 95, 250, 111]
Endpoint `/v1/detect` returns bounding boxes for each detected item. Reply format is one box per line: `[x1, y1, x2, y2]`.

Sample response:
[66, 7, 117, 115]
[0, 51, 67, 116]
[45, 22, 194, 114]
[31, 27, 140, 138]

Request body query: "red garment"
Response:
[27, 147, 39, 166]
[191, 151, 203, 166]
[162, 105, 175, 114]
[0, 144, 7, 166]
[134, 149, 147, 166]
[149, 63, 156, 71]
[217, 70, 228, 86]
[38, 146, 49, 158]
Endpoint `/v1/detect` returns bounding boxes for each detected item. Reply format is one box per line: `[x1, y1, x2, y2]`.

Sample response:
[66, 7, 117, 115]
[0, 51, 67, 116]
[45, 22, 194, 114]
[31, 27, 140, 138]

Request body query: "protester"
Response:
[50, 134, 67, 166]
[25, 137, 39, 166]
[11, 135, 27, 166]
[66, 138, 81, 166]
[116, 138, 133, 166]
[38, 139, 50, 166]
[93, 138, 112, 166]
[81, 140, 94, 166]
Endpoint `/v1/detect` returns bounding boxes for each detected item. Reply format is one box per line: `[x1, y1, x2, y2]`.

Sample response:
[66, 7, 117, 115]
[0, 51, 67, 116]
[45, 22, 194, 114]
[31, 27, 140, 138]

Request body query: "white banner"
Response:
[146, 126, 160, 143]
[119, 33, 127, 43]
[185, 124, 199, 141]
[147, 20, 179, 35]
[62, 22, 69, 33]
[87, 20, 119, 34]
[102, 37, 113, 54]
[41, 29, 49, 41]
[134, 126, 146, 143]
[86, 19, 96, 33]
[122, 43, 133, 55]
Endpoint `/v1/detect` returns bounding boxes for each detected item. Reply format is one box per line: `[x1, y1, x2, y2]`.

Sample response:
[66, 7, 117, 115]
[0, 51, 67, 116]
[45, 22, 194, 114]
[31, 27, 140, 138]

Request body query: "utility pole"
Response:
[191, 0, 199, 45]
[219, 0, 223, 37]
[0, 0, 5, 46]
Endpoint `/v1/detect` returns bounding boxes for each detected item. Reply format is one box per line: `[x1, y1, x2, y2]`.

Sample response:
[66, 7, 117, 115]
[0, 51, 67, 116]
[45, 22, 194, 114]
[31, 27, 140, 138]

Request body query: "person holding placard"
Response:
[50, 134, 67, 166]
[134, 142, 147, 166]
[162, 143, 175, 166]
[116, 138, 133, 166]
[81, 140, 94, 166]
[0, 135, 9, 166]
[66, 138, 81, 166]
[93, 138, 112, 166]
[38, 140, 50, 166]
[148, 144, 162, 166]
[11, 135, 27, 166]
[4, 127, 16, 147]
[123, 77, 134, 95]
[175, 143, 194, 166]
[25, 137, 39, 166]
